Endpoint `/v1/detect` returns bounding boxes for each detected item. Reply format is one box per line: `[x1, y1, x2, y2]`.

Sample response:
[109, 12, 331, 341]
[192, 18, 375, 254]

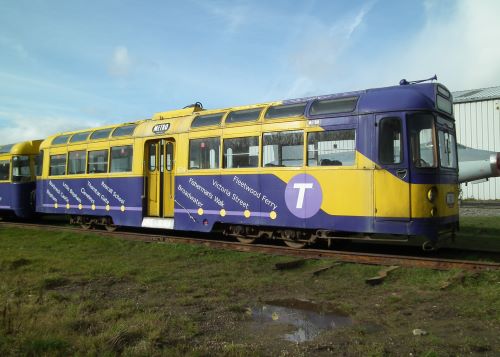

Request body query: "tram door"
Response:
[146, 139, 175, 217]
[374, 115, 410, 220]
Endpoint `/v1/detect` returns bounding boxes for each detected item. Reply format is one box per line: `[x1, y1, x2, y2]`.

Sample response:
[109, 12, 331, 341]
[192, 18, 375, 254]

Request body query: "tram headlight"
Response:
[430, 207, 437, 217]
[427, 186, 438, 202]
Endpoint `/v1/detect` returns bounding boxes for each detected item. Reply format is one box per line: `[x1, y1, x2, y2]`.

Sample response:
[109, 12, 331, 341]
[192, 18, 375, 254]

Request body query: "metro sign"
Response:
[152, 123, 170, 135]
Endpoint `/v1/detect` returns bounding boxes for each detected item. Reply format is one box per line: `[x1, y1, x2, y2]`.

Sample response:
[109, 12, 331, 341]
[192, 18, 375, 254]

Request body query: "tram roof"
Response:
[0, 140, 42, 156]
[40, 82, 447, 149]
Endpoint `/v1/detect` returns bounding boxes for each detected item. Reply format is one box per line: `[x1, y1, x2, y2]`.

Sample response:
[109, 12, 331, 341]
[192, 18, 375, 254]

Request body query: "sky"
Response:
[1, 0, 500, 144]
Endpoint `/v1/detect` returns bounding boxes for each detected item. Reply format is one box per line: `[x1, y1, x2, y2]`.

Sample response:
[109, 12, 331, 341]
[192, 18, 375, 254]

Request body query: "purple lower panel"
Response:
[0, 183, 12, 211]
[36, 177, 144, 227]
[0, 182, 36, 218]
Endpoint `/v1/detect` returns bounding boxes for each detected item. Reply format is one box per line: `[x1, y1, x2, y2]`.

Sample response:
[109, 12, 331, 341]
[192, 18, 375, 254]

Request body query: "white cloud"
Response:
[268, 0, 500, 100]
[397, 0, 500, 91]
[283, 2, 376, 98]
[194, 0, 250, 33]
[0, 110, 103, 145]
[108, 46, 132, 77]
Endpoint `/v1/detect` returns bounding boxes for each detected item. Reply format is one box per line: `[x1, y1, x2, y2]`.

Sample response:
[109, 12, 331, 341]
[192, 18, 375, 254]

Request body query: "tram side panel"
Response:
[36, 176, 144, 227]
[0, 182, 13, 214]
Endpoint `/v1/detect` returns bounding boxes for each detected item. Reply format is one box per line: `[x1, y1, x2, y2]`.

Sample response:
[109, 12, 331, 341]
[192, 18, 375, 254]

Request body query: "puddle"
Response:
[249, 298, 352, 343]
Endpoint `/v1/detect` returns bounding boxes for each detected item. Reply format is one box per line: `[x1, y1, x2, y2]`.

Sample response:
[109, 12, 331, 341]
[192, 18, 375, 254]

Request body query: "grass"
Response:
[0, 217, 499, 356]
[451, 216, 500, 251]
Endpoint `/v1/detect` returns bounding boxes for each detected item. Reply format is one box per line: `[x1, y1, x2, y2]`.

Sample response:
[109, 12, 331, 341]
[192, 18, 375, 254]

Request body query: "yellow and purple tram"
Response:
[35, 82, 459, 248]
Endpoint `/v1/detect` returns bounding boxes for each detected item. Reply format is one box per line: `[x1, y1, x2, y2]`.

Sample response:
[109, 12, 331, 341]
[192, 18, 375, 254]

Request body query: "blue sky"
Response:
[1, 0, 500, 143]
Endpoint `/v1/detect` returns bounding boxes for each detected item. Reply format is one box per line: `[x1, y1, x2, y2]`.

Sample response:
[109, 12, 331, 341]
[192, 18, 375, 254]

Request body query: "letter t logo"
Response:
[293, 183, 313, 209]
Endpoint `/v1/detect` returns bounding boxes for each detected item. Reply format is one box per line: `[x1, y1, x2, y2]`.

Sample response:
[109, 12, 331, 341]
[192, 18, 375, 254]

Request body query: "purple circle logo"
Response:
[285, 174, 323, 218]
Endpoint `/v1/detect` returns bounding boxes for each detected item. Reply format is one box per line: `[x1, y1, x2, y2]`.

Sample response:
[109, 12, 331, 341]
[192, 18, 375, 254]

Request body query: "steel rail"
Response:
[1, 221, 499, 271]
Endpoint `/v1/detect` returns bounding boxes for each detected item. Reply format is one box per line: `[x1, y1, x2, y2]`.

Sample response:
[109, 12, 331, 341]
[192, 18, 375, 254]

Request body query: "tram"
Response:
[36, 81, 459, 248]
[0, 140, 42, 218]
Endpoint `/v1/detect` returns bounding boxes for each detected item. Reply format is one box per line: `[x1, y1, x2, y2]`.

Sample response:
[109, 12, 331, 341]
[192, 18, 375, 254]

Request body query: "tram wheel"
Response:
[80, 216, 93, 230]
[104, 224, 118, 232]
[281, 230, 307, 249]
[283, 239, 307, 249]
[236, 235, 256, 244]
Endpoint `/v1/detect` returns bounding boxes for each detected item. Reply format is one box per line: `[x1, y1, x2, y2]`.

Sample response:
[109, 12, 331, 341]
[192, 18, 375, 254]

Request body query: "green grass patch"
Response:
[0, 219, 499, 356]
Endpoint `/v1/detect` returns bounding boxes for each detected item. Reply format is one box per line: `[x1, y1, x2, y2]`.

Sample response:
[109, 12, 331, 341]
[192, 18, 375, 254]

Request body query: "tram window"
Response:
[225, 109, 261, 124]
[310, 97, 358, 116]
[87, 150, 108, 174]
[52, 135, 70, 145]
[379, 118, 403, 165]
[166, 143, 173, 171]
[0, 160, 10, 180]
[12, 155, 31, 182]
[437, 95, 453, 114]
[35, 150, 43, 176]
[308, 130, 356, 166]
[191, 113, 224, 128]
[0, 144, 14, 153]
[263, 130, 303, 167]
[111, 145, 133, 172]
[91, 128, 112, 140]
[223, 137, 259, 168]
[265, 103, 307, 120]
[49, 154, 67, 176]
[68, 150, 86, 175]
[438, 130, 457, 169]
[112, 124, 137, 137]
[408, 114, 437, 168]
[189, 137, 220, 169]
[70, 132, 91, 143]
[148, 143, 157, 171]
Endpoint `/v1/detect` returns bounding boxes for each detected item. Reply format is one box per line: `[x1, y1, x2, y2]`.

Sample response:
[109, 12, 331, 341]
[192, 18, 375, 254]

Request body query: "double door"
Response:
[146, 139, 174, 217]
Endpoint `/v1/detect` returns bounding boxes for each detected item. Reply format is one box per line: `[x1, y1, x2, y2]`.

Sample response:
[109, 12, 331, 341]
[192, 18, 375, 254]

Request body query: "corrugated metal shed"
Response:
[452, 86, 500, 200]
[453, 85, 500, 103]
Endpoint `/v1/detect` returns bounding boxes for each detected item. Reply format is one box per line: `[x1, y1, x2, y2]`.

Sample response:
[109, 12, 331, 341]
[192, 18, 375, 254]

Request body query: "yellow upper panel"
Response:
[39, 99, 293, 151]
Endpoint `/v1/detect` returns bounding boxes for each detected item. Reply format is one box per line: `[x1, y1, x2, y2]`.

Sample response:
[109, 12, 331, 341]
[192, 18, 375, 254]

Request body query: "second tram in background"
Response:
[32, 80, 459, 249]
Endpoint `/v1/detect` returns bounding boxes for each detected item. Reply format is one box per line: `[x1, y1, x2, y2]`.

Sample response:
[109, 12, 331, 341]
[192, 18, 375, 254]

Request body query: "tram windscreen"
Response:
[12, 155, 31, 182]
[408, 114, 437, 168]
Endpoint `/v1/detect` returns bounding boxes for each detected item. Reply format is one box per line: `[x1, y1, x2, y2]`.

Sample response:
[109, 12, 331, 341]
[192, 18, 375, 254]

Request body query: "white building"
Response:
[453, 86, 500, 200]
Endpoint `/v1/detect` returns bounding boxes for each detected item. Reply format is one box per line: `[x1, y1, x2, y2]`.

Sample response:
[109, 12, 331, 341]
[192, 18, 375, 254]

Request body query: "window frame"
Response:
[191, 113, 225, 129]
[49, 154, 67, 176]
[51, 135, 71, 146]
[70, 132, 91, 143]
[0, 159, 10, 181]
[67, 150, 87, 175]
[110, 145, 134, 173]
[408, 113, 438, 169]
[87, 149, 109, 174]
[224, 108, 262, 125]
[112, 124, 137, 138]
[307, 129, 357, 167]
[222, 136, 260, 169]
[188, 137, 221, 170]
[90, 128, 113, 140]
[264, 103, 307, 120]
[12, 155, 32, 182]
[378, 117, 404, 166]
[262, 130, 304, 168]
[309, 97, 358, 117]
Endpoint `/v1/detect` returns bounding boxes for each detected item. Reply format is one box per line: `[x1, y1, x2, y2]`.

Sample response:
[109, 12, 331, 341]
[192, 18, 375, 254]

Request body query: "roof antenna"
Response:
[399, 74, 437, 86]
[183, 102, 203, 110]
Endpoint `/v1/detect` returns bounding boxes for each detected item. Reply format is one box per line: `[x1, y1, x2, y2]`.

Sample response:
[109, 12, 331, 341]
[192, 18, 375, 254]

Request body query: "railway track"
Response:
[1, 221, 499, 271]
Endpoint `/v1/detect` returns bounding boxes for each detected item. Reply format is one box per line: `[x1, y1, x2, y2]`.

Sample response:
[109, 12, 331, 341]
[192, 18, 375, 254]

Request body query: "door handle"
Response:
[396, 169, 407, 179]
